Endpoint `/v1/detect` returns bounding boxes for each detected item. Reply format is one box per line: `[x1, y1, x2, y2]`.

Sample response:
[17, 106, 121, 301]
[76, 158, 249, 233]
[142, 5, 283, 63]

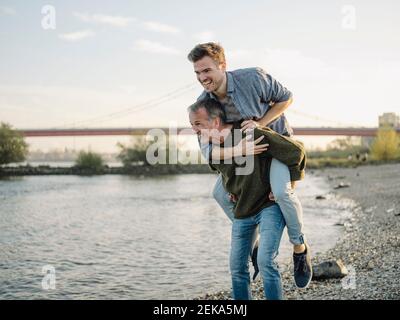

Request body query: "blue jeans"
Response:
[213, 158, 305, 245]
[230, 204, 285, 300]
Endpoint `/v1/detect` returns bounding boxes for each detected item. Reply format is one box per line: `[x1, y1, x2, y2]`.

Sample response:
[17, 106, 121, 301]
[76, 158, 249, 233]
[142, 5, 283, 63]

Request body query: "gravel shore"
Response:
[198, 163, 400, 300]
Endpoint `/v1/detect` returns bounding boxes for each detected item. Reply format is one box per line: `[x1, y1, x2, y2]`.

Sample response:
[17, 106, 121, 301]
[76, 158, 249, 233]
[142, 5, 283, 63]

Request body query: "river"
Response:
[0, 173, 350, 299]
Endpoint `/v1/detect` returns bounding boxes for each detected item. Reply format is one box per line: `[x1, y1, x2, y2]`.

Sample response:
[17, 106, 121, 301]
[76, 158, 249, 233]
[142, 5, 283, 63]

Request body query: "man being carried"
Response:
[187, 42, 312, 288]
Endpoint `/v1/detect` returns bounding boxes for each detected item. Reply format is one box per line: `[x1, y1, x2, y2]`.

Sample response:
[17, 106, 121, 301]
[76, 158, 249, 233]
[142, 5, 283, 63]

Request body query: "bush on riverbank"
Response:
[370, 127, 400, 161]
[0, 122, 29, 166]
[308, 137, 369, 160]
[306, 134, 399, 168]
[117, 136, 151, 167]
[74, 151, 105, 174]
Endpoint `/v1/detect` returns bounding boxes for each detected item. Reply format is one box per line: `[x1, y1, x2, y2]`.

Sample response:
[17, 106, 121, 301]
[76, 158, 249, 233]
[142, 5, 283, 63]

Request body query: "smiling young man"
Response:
[187, 42, 312, 289]
[188, 98, 307, 299]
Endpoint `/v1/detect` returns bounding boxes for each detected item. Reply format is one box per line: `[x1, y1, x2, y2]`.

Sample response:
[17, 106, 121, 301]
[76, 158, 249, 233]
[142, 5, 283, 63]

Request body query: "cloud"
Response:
[58, 30, 95, 42]
[226, 47, 332, 79]
[133, 40, 180, 55]
[193, 31, 217, 43]
[0, 6, 16, 15]
[227, 49, 252, 60]
[73, 12, 134, 27]
[142, 21, 181, 34]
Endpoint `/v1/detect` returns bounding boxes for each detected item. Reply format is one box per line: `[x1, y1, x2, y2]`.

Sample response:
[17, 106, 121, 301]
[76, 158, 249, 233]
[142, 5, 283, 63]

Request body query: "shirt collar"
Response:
[208, 71, 234, 100]
[226, 71, 235, 94]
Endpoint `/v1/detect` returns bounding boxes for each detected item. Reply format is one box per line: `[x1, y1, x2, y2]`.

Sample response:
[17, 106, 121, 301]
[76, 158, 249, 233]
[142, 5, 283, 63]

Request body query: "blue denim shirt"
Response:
[198, 67, 293, 159]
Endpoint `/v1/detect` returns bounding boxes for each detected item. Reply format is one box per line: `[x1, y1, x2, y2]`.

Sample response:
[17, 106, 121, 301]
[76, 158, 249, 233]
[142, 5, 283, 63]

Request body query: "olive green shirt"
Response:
[209, 122, 306, 219]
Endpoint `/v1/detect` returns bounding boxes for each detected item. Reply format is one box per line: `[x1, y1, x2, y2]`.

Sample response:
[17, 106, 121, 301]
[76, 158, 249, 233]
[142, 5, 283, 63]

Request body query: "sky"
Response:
[1, 0, 399, 152]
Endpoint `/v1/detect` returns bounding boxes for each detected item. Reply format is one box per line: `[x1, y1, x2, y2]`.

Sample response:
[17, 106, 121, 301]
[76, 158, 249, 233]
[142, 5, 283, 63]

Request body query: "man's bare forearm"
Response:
[258, 98, 293, 127]
[209, 135, 268, 160]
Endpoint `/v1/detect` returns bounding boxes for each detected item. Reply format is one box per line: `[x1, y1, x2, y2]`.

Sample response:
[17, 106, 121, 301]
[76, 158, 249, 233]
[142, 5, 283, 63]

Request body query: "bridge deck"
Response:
[18, 127, 396, 137]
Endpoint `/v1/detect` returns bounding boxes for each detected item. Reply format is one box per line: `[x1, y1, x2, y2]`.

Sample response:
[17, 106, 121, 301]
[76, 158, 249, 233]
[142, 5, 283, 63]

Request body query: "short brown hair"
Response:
[187, 42, 226, 65]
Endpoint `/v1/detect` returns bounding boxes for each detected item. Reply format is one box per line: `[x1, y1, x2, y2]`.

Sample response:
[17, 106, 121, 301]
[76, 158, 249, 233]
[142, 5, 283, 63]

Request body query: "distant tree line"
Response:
[1, 122, 399, 172]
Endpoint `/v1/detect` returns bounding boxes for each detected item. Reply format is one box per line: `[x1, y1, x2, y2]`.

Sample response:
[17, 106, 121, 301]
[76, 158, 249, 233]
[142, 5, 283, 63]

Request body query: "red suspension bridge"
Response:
[18, 127, 393, 137]
[13, 83, 394, 138]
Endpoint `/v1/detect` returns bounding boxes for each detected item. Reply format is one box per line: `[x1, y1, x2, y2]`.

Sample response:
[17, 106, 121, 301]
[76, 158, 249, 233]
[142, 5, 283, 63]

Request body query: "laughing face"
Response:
[189, 107, 225, 145]
[193, 56, 226, 93]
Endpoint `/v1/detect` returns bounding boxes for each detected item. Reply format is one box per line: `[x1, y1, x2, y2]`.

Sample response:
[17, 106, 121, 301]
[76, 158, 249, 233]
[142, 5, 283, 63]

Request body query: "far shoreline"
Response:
[0, 164, 214, 177]
[1, 159, 399, 177]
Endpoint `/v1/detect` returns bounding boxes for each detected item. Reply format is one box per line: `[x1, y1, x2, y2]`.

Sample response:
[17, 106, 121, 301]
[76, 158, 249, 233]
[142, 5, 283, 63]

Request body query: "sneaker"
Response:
[251, 239, 259, 281]
[293, 244, 313, 289]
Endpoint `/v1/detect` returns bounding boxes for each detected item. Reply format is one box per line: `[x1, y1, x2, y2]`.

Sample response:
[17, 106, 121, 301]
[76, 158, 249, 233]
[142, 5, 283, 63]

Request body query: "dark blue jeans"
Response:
[230, 204, 285, 300]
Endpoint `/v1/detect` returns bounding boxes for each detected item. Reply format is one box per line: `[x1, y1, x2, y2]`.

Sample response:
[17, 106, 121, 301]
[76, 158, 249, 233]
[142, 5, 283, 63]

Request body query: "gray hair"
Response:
[187, 98, 226, 123]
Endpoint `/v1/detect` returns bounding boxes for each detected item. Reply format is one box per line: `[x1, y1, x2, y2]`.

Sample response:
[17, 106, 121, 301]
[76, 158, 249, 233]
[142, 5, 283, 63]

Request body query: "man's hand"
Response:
[234, 135, 269, 157]
[229, 193, 238, 203]
[240, 120, 261, 132]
